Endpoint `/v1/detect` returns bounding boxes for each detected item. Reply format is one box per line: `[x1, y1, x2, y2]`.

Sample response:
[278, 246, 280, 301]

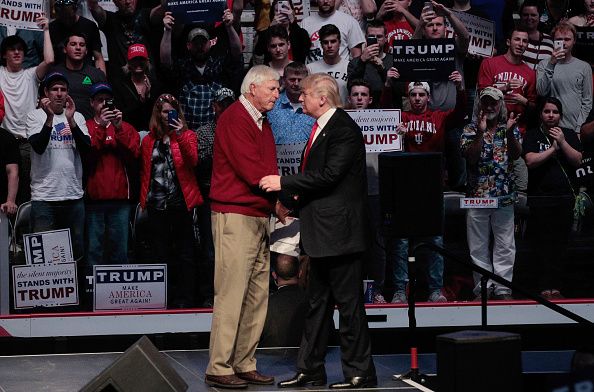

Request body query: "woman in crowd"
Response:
[139, 93, 203, 308]
[523, 97, 582, 300]
[568, 0, 594, 26]
[252, 0, 310, 65]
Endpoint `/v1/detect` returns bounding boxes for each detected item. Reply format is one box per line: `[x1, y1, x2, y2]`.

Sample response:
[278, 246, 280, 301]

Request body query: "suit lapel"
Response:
[308, 110, 339, 157]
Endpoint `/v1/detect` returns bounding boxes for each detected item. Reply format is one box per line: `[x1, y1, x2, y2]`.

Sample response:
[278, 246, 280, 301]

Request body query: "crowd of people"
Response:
[1, 0, 594, 388]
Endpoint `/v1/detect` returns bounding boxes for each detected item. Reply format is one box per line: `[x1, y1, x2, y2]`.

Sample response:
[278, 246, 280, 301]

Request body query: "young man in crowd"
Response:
[300, 0, 364, 63]
[49, 32, 106, 119]
[266, 25, 291, 77]
[376, 0, 417, 47]
[25, 72, 90, 262]
[537, 21, 592, 134]
[307, 24, 349, 104]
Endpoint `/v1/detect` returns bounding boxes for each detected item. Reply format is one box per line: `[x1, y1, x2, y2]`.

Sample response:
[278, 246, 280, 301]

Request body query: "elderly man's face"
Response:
[480, 96, 502, 120]
[250, 79, 280, 113]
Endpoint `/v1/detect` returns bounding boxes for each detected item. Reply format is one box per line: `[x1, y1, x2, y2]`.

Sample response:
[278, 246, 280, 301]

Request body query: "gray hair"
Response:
[240, 65, 280, 95]
[471, 93, 508, 124]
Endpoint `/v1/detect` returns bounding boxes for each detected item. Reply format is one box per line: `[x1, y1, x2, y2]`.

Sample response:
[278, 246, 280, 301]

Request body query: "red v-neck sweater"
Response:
[210, 100, 278, 217]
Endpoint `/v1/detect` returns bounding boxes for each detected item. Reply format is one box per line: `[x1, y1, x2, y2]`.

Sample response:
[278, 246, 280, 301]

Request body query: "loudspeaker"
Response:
[437, 330, 522, 392]
[379, 152, 443, 237]
[81, 335, 188, 392]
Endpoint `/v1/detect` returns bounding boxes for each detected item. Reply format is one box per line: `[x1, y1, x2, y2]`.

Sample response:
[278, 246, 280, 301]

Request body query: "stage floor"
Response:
[0, 346, 574, 392]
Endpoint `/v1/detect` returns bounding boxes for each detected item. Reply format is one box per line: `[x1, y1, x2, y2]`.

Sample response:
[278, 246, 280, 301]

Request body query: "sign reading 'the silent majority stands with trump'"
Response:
[276, 142, 306, 177]
[12, 262, 78, 308]
[393, 38, 456, 81]
[347, 109, 403, 152]
[0, 0, 46, 30]
[167, 0, 227, 24]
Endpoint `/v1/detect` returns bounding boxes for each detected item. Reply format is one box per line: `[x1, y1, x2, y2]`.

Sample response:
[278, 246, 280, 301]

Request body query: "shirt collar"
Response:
[316, 107, 337, 131]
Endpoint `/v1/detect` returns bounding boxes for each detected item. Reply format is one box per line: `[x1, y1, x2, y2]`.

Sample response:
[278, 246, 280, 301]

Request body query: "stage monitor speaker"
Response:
[80, 335, 188, 392]
[379, 152, 443, 237]
[437, 330, 522, 392]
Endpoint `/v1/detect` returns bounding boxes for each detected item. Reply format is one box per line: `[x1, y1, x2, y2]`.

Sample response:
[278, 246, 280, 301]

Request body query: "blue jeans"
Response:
[387, 236, 444, 292]
[30, 199, 85, 261]
[86, 201, 130, 266]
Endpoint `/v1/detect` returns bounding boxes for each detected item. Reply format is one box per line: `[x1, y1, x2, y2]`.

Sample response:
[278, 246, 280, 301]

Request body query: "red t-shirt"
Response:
[477, 55, 536, 131]
[384, 19, 414, 47]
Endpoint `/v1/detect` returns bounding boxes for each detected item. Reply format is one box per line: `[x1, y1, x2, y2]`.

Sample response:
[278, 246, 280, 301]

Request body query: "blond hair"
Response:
[300, 73, 342, 108]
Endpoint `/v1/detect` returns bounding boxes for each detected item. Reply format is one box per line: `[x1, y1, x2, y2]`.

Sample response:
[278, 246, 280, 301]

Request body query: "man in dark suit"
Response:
[259, 73, 377, 389]
[260, 253, 308, 348]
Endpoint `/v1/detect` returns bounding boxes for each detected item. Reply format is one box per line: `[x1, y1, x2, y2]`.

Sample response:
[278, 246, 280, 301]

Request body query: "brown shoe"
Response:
[205, 374, 248, 389]
[237, 370, 275, 385]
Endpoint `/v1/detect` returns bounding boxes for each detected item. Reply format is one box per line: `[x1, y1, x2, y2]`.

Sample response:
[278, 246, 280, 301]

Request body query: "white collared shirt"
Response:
[311, 107, 336, 145]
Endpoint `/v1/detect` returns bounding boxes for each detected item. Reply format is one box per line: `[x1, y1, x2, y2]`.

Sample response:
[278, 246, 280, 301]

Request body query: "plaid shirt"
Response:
[177, 54, 241, 131]
[239, 95, 265, 130]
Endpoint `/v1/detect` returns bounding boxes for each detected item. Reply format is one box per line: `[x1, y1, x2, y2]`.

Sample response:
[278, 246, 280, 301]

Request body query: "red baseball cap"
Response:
[127, 43, 148, 61]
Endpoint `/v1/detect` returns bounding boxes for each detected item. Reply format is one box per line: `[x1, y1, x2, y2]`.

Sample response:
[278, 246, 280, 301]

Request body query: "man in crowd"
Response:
[413, 1, 469, 110]
[50, 33, 106, 119]
[537, 21, 592, 134]
[260, 73, 376, 389]
[260, 254, 308, 348]
[25, 72, 90, 262]
[308, 24, 349, 104]
[50, 0, 105, 73]
[0, 17, 54, 205]
[519, 0, 554, 70]
[160, 9, 242, 130]
[300, 0, 364, 63]
[478, 27, 536, 133]
[348, 20, 399, 106]
[388, 76, 465, 303]
[460, 87, 521, 300]
[85, 82, 139, 266]
[205, 66, 280, 389]
[266, 25, 291, 77]
[268, 62, 314, 144]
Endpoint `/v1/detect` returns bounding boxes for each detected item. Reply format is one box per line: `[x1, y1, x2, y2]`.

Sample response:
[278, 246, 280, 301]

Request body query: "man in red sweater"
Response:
[85, 82, 139, 267]
[206, 65, 280, 389]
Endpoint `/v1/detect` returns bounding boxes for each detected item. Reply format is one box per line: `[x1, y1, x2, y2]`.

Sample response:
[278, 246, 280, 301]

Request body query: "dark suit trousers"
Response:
[297, 253, 376, 378]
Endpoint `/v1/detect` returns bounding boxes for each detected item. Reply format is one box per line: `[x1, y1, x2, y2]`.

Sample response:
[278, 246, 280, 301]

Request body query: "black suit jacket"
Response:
[281, 108, 370, 258]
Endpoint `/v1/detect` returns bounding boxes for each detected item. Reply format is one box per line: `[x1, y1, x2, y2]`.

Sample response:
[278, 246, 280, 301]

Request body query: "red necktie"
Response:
[301, 122, 318, 170]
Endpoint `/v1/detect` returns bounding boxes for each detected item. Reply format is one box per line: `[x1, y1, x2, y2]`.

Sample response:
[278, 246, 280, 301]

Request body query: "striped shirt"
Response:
[522, 32, 554, 70]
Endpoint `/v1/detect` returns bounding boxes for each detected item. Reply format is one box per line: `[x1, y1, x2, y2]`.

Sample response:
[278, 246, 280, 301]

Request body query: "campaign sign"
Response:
[460, 198, 498, 209]
[93, 264, 167, 311]
[291, 0, 310, 23]
[346, 109, 403, 152]
[393, 38, 456, 81]
[276, 142, 306, 176]
[0, 0, 46, 30]
[24, 229, 73, 265]
[12, 262, 78, 308]
[445, 11, 494, 58]
[576, 153, 594, 183]
[167, 0, 227, 25]
[575, 27, 594, 64]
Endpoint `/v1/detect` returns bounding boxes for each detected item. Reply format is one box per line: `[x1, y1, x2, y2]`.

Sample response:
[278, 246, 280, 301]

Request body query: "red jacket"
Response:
[85, 119, 140, 200]
[139, 129, 203, 210]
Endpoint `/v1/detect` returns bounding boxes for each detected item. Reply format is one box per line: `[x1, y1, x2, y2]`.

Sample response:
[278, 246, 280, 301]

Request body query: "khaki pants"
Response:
[206, 212, 270, 375]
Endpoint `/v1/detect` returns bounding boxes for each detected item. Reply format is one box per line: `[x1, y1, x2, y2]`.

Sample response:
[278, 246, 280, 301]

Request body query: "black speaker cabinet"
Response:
[437, 330, 522, 392]
[81, 335, 188, 392]
[379, 152, 443, 237]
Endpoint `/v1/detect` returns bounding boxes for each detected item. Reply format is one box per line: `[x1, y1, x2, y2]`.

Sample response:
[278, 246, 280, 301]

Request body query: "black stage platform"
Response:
[0, 346, 574, 392]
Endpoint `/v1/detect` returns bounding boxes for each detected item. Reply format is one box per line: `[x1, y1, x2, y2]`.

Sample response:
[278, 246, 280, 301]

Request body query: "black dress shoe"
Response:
[278, 372, 327, 388]
[329, 376, 378, 389]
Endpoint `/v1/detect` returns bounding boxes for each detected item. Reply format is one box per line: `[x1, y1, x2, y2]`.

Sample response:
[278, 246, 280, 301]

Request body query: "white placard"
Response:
[460, 198, 499, 209]
[23, 229, 73, 265]
[93, 264, 167, 311]
[445, 11, 495, 58]
[276, 142, 306, 176]
[0, 0, 46, 30]
[291, 0, 310, 23]
[12, 262, 78, 308]
[346, 109, 403, 153]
